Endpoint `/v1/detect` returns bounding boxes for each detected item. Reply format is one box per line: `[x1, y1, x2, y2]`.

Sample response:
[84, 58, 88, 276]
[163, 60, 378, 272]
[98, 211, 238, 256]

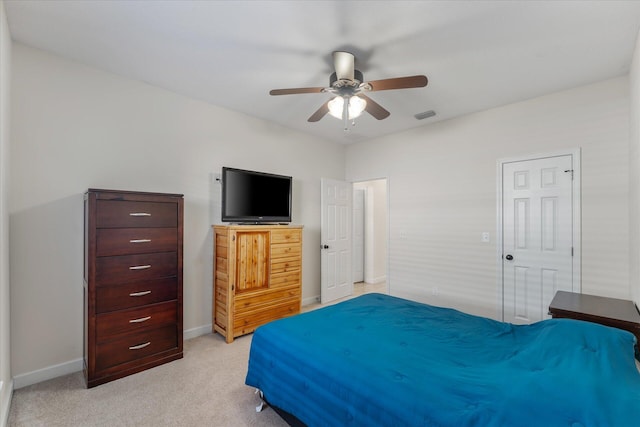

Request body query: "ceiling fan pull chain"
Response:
[343, 96, 349, 131]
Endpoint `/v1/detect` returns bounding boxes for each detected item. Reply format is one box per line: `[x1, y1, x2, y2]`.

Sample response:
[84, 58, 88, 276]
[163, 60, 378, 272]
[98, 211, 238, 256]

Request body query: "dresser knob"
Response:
[129, 316, 151, 324]
[129, 265, 151, 270]
[129, 290, 152, 297]
[129, 342, 151, 350]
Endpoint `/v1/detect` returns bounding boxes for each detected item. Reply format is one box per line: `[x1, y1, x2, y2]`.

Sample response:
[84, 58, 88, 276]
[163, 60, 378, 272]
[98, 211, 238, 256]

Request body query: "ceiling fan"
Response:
[269, 51, 428, 129]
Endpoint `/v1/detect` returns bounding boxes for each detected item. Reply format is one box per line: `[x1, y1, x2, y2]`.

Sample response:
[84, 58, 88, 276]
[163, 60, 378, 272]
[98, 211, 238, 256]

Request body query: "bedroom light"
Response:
[328, 95, 367, 120]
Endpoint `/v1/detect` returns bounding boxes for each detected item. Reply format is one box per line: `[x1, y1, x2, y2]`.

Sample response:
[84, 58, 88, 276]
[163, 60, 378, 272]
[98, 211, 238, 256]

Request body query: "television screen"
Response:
[221, 167, 292, 223]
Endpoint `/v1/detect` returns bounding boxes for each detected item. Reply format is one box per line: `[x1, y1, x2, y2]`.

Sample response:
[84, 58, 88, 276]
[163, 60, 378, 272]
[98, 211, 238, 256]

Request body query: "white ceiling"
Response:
[5, 1, 640, 144]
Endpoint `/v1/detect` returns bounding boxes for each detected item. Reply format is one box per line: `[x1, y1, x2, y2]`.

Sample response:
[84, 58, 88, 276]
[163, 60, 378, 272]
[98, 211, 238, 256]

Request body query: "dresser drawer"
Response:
[96, 252, 177, 285]
[235, 286, 301, 313]
[271, 258, 301, 274]
[95, 325, 178, 372]
[271, 243, 301, 259]
[233, 298, 300, 338]
[270, 271, 301, 288]
[271, 229, 301, 244]
[96, 301, 177, 341]
[97, 228, 178, 256]
[96, 277, 177, 313]
[96, 200, 177, 228]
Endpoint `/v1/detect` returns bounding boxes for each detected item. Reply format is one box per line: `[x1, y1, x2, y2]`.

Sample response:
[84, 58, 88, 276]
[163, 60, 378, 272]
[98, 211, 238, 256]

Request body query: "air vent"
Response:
[414, 110, 436, 120]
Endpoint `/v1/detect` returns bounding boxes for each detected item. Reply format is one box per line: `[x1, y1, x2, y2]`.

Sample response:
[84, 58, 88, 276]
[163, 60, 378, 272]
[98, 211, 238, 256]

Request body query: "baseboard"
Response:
[302, 295, 320, 306]
[0, 379, 13, 427]
[365, 275, 386, 285]
[13, 358, 83, 390]
[184, 324, 212, 340]
[12, 326, 213, 390]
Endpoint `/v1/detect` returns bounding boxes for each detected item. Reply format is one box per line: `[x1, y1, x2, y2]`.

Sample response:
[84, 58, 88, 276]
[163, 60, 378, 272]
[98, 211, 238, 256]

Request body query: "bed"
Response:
[245, 293, 640, 427]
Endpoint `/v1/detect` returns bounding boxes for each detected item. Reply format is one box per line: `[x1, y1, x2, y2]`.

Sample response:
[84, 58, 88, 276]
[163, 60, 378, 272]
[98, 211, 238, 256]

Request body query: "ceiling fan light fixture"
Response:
[328, 95, 367, 120]
[327, 96, 343, 119]
[349, 96, 366, 119]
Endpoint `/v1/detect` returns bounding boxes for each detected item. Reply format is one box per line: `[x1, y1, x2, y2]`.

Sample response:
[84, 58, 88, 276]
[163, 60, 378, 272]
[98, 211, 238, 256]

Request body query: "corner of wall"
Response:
[630, 27, 640, 309]
[12, 359, 83, 390]
[0, 380, 13, 427]
[0, 0, 12, 424]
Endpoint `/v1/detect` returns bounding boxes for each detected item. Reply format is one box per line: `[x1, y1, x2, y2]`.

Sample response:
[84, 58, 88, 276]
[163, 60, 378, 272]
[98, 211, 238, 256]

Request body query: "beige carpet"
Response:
[9, 286, 388, 426]
[8, 333, 288, 426]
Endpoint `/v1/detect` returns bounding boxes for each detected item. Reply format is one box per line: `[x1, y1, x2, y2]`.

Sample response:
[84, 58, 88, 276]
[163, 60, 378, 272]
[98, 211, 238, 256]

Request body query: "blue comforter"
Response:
[246, 293, 640, 426]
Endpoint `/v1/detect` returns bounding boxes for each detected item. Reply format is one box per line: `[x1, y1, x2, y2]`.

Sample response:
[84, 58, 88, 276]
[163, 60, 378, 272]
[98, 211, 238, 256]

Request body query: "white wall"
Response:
[0, 1, 12, 422]
[630, 29, 640, 309]
[346, 77, 630, 320]
[9, 43, 344, 385]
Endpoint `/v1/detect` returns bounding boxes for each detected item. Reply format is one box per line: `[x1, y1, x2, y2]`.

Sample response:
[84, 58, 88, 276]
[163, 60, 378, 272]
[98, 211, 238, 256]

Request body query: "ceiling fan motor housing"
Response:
[330, 70, 364, 87]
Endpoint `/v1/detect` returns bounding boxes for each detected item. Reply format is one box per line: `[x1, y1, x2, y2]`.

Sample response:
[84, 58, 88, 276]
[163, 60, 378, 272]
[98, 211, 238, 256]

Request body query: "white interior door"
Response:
[353, 189, 365, 283]
[502, 153, 578, 324]
[321, 178, 353, 304]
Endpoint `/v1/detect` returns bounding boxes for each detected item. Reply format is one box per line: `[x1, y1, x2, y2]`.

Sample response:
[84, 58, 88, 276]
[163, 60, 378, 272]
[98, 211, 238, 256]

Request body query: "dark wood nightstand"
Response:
[548, 291, 640, 359]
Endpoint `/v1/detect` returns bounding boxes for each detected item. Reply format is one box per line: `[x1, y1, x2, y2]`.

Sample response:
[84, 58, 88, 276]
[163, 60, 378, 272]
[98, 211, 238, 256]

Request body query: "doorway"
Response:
[498, 149, 581, 323]
[353, 179, 388, 295]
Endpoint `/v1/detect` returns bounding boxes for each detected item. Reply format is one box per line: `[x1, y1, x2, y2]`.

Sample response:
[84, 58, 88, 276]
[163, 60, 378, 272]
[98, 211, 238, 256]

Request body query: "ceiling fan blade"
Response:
[360, 94, 390, 120]
[269, 87, 325, 96]
[333, 51, 355, 81]
[367, 75, 428, 91]
[308, 101, 330, 122]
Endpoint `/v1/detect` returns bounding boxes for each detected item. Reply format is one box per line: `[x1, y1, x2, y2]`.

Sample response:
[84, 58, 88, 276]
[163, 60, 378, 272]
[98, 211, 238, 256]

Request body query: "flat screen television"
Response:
[221, 167, 292, 223]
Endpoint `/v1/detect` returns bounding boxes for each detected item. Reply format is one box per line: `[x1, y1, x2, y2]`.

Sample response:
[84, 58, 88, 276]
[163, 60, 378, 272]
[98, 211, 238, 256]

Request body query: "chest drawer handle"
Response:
[129, 212, 151, 217]
[129, 342, 151, 350]
[129, 239, 152, 243]
[129, 290, 152, 297]
[129, 265, 151, 270]
[129, 316, 151, 324]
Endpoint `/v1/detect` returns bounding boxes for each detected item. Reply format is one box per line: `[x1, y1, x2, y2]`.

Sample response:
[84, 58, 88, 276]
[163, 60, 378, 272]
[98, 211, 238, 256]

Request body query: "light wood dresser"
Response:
[213, 224, 302, 343]
[84, 189, 183, 387]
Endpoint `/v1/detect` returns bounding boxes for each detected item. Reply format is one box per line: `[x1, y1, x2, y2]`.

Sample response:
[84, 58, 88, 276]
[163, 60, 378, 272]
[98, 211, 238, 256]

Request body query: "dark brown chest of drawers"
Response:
[84, 189, 183, 387]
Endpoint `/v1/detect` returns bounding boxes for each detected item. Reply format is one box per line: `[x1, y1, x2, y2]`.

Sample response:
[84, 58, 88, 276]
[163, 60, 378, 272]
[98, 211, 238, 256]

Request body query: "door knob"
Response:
[322, 245, 329, 249]
[505, 254, 513, 261]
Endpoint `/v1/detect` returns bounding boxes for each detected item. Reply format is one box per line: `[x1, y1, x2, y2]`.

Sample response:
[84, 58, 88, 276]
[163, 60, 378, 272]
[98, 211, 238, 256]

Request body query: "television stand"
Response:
[212, 224, 303, 342]
[234, 222, 291, 226]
